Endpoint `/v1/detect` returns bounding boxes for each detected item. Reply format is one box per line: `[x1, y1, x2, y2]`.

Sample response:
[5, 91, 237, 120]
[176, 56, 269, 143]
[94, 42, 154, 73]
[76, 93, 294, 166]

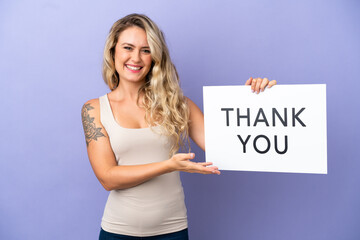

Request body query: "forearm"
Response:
[103, 160, 173, 191]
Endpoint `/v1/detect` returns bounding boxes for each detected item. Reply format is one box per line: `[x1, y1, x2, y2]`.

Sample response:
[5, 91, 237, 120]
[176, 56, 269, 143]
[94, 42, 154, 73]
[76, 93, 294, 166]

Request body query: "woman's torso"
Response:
[98, 93, 188, 237]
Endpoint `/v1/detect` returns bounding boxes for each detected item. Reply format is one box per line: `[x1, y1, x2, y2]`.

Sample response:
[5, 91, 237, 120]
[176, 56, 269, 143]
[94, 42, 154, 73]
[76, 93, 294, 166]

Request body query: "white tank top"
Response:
[99, 93, 188, 237]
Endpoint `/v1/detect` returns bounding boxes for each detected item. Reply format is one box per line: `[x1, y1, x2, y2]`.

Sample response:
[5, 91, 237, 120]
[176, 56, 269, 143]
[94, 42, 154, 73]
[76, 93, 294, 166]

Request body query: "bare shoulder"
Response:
[81, 98, 107, 147]
[81, 98, 100, 122]
[184, 96, 202, 114]
[184, 96, 192, 104]
[184, 96, 195, 109]
[82, 98, 99, 112]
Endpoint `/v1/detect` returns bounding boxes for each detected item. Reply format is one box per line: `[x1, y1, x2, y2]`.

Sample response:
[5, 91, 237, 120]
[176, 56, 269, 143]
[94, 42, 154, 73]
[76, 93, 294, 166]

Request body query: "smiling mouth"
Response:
[125, 64, 143, 71]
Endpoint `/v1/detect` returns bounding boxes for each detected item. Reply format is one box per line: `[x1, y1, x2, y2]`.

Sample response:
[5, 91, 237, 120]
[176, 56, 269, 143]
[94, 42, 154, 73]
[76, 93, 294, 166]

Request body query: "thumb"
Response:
[180, 152, 195, 160]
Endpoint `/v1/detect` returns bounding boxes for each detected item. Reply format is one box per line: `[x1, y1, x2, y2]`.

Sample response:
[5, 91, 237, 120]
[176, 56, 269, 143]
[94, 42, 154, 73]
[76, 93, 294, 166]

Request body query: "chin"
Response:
[125, 77, 146, 84]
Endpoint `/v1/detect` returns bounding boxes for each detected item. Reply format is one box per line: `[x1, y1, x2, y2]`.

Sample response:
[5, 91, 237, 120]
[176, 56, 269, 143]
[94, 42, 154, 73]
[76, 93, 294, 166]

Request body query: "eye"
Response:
[124, 46, 132, 50]
[142, 49, 151, 54]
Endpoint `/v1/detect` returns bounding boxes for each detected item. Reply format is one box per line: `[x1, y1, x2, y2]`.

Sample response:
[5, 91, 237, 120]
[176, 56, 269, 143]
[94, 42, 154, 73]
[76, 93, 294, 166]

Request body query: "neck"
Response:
[111, 80, 144, 103]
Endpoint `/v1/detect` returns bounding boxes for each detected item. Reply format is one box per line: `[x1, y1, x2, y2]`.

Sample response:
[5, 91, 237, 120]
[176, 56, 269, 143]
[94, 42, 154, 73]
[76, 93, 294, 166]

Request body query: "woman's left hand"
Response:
[245, 77, 277, 94]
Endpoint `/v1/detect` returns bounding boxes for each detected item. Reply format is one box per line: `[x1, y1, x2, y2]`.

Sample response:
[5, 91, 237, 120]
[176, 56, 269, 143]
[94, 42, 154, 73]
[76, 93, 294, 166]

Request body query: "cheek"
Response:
[144, 56, 153, 68]
[115, 53, 124, 63]
[114, 54, 127, 71]
[114, 48, 128, 62]
[114, 59, 122, 72]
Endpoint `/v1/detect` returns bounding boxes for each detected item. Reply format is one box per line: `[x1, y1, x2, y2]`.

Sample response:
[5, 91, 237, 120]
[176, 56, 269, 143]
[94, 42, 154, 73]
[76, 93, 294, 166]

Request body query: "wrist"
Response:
[164, 158, 175, 173]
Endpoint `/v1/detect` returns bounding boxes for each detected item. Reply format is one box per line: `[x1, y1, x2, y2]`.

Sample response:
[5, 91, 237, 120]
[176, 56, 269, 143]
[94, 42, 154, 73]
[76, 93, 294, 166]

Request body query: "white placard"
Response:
[203, 84, 327, 174]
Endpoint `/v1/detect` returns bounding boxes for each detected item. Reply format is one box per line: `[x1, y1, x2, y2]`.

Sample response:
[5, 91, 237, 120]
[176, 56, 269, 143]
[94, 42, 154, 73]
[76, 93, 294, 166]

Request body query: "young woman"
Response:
[81, 13, 276, 240]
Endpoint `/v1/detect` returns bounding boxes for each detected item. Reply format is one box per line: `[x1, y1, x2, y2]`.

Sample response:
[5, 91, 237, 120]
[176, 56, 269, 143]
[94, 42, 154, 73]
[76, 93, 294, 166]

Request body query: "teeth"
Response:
[126, 65, 141, 70]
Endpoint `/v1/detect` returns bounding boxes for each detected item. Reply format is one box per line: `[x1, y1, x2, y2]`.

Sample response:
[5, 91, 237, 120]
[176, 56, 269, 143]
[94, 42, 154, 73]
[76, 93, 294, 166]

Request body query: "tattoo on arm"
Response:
[81, 103, 105, 147]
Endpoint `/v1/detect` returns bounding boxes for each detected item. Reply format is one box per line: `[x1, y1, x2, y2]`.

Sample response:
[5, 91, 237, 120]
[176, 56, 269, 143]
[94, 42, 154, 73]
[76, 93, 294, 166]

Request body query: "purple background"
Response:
[1, 0, 359, 239]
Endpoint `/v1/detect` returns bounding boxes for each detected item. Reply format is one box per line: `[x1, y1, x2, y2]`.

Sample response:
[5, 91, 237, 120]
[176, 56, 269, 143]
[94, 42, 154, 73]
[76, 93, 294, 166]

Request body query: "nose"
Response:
[131, 50, 141, 63]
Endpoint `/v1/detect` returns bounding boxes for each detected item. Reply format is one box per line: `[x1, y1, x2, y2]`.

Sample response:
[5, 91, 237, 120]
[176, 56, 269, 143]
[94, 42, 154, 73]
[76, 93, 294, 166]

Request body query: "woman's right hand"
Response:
[167, 153, 221, 175]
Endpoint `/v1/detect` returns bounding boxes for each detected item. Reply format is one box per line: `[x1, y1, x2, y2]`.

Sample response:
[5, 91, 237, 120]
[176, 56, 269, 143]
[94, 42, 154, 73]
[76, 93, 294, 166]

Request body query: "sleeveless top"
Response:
[99, 94, 188, 237]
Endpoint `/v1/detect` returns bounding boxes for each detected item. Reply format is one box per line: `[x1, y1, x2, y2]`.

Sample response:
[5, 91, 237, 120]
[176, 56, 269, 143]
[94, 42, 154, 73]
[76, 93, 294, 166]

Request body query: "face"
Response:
[113, 26, 152, 86]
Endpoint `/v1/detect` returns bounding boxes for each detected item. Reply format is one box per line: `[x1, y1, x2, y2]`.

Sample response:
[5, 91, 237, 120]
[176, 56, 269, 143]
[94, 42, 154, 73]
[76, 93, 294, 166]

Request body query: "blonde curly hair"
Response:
[102, 13, 190, 156]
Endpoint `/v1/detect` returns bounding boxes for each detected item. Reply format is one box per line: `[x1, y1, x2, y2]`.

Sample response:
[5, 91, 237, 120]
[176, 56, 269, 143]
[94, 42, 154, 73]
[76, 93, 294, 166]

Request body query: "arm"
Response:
[186, 97, 205, 151]
[184, 97, 220, 174]
[82, 99, 174, 191]
[81, 99, 218, 191]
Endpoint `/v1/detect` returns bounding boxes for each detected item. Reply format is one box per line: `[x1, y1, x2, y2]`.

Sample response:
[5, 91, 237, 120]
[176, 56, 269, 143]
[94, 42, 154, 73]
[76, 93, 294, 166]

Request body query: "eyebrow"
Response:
[121, 43, 150, 48]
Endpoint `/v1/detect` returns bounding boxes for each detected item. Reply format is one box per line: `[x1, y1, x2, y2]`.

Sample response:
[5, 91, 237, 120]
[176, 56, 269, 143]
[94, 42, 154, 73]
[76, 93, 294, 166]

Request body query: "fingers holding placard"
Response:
[246, 77, 277, 93]
[260, 78, 269, 92]
[245, 77, 252, 85]
[268, 79, 277, 88]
